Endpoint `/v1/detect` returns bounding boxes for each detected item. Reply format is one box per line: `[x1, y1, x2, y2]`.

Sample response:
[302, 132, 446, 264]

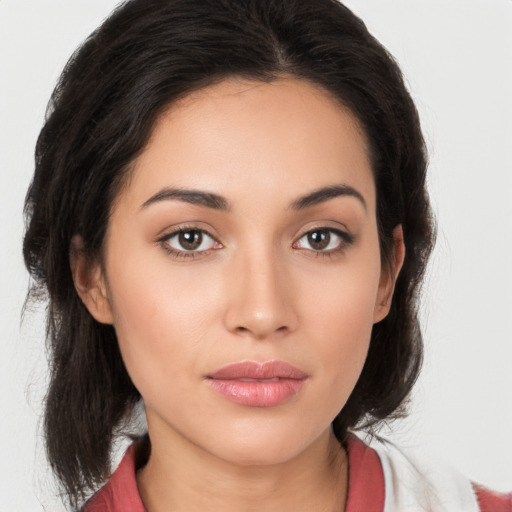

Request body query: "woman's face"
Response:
[81, 77, 397, 466]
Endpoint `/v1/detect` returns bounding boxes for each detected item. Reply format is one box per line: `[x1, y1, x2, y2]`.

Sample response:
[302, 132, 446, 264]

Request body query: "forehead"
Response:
[120, 77, 375, 213]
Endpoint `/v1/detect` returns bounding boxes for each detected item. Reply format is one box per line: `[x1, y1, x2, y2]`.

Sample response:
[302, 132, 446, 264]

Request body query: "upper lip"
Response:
[207, 361, 308, 380]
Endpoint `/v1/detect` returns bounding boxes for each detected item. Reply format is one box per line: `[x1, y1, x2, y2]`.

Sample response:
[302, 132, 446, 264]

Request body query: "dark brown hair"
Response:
[23, 0, 435, 507]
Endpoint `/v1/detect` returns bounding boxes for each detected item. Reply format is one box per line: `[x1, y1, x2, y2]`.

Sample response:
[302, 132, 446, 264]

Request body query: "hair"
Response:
[23, 0, 435, 507]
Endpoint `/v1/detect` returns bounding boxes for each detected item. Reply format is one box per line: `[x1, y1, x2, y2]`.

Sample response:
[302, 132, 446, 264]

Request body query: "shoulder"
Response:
[366, 435, 511, 512]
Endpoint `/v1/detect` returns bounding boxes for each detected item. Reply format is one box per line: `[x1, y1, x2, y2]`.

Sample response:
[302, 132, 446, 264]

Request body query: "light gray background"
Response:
[1, 1, 511, 510]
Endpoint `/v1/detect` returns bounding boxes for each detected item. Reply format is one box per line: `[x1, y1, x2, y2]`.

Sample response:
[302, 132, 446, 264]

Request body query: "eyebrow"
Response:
[290, 184, 367, 211]
[141, 187, 230, 211]
[140, 183, 367, 212]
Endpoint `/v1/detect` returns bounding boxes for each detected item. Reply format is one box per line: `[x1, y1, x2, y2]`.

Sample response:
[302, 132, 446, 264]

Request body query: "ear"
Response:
[70, 235, 114, 324]
[373, 225, 405, 323]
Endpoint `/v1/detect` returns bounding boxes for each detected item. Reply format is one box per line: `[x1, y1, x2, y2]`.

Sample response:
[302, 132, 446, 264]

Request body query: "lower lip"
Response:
[207, 378, 305, 407]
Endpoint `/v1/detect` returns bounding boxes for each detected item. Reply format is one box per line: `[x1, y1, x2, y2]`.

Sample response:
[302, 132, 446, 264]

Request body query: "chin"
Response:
[216, 443, 304, 468]
[204, 420, 327, 468]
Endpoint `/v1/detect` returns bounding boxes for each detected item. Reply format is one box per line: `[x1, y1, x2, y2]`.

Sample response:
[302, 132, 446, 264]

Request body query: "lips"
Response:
[206, 361, 308, 407]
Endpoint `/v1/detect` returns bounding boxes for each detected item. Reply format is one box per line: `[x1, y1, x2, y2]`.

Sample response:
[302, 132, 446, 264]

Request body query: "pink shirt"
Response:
[82, 437, 511, 512]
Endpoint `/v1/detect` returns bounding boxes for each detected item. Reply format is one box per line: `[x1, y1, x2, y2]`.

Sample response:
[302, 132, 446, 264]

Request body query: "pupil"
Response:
[179, 230, 202, 250]
[308, 230, 330, 250]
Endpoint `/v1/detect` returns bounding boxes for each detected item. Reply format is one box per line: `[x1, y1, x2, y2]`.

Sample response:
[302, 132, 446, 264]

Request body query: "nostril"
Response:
[233, 324, 289, 338]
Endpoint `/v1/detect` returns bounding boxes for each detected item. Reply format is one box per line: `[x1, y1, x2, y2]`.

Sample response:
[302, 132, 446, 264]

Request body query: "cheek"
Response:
[297, 254, 381, 410]
[300, 247, 381, 341]
[104, 247, 223, 397]
[312, 287, 374, 378]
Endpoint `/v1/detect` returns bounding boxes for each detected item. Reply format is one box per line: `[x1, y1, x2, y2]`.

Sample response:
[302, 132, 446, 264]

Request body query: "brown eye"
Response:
[294, 228, 351, 253]
[307, 230, 331, 250]
[178, 230, 203, 250]
[164, 229, 217, 253]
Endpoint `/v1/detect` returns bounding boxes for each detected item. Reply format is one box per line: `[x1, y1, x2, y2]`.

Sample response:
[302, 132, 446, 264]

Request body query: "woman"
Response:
[22, 0, 511, 510]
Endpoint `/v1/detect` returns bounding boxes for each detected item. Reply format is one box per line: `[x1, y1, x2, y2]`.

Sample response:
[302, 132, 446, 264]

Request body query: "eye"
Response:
[161, 228, 220, 254]
[294, 228, 352, 253]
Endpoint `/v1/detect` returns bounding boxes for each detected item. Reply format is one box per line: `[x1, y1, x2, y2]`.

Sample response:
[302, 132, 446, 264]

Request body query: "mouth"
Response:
[206, 361, 308, 407]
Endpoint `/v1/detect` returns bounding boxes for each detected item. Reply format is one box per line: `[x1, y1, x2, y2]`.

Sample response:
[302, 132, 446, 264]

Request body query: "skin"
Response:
[73, 77, 404, 512]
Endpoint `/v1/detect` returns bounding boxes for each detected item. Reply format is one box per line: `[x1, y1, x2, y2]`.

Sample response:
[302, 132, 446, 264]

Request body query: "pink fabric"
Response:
[82, 444, 146, 512]
[473, 483, 512, 512]
[345, 435, 385, 512]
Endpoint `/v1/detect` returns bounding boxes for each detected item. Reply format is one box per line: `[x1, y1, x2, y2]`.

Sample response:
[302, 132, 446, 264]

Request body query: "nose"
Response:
[223, 247, 298, 340]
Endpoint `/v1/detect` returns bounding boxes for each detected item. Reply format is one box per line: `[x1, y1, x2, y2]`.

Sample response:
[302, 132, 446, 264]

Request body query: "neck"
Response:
[137, 427, 348, 512]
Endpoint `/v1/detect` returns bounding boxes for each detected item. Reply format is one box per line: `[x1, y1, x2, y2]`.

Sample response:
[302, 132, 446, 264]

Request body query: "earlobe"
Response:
[373, 225, 405, 323]
[70, 235, 114, 325]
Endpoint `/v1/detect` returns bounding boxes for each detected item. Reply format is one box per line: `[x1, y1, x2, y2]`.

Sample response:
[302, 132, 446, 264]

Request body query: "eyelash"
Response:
[157, 225, 221, 260]
[157, 226, 354, 260]
[294, 227, 354, 258]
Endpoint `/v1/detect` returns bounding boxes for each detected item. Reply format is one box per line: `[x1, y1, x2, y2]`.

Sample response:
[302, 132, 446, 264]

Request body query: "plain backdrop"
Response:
[1, 1, 511, 510]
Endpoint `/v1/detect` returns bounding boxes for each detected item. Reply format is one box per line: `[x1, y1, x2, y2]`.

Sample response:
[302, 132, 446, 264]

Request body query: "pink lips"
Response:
[206, 361, 308, 407]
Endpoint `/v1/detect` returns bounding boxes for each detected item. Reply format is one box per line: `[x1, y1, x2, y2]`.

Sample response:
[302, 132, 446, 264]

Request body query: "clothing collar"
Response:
[82, 435, 385, 512]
